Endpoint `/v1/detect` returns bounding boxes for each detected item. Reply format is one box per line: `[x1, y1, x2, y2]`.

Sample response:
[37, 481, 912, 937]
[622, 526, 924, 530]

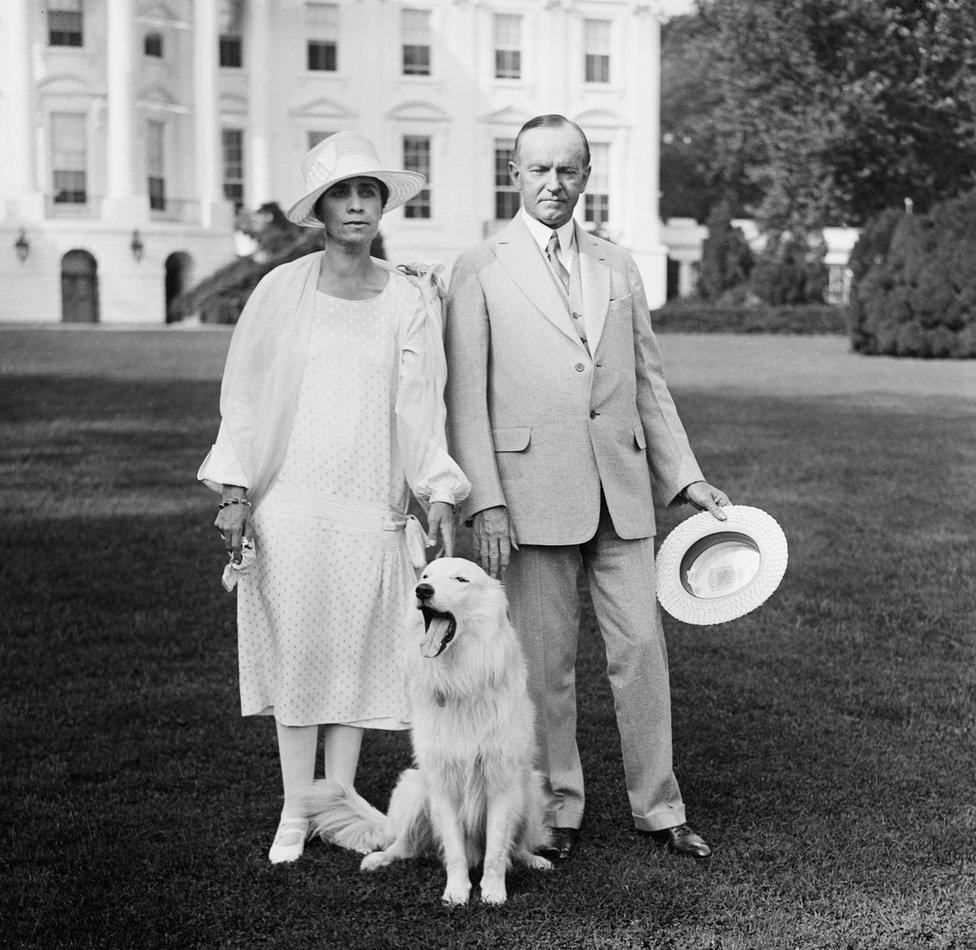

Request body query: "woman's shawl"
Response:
[209, 251, 456, 509]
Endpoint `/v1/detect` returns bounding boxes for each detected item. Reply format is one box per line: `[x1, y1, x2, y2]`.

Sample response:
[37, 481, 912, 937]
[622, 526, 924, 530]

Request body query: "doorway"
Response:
[165, 251, 194, 323]
[61, 250, 99, 323]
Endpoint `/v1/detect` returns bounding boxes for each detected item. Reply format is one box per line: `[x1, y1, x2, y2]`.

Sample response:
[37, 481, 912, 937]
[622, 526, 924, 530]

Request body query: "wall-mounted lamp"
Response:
[130, 229, 145, 262]
[14, 228, 30, 263]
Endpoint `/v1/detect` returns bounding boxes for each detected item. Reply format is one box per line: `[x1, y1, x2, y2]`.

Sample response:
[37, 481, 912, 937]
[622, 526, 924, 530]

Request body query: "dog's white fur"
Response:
[306, 557, 552, 905]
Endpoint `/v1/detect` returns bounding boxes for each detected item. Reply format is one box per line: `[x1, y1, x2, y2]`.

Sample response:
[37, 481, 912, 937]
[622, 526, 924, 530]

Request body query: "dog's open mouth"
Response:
[419, 605, 457, 658]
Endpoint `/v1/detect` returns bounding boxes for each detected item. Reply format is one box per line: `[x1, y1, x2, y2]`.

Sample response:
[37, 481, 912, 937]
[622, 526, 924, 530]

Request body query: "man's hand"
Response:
[426, 501, 456, 558]
[682, 481, 731, 521]
[472, 506, 518, 578]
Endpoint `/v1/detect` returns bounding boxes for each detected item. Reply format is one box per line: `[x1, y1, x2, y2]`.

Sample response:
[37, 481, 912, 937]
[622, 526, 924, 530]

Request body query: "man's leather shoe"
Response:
[538, 826, 581, 863]
[650, 823, 711, 859]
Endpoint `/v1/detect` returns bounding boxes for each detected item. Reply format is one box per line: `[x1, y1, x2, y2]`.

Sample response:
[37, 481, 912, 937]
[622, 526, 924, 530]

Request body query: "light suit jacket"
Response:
[444, 216, 703, 545]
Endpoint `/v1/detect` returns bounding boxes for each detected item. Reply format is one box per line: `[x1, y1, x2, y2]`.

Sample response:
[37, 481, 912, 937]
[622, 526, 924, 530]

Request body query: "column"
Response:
[442, 0, 482, 249]
[4, 0, 43, 220]
[626, 2, 667, 307]
[105, 0, 147, 221]
[245, 0, 272, 208]
[193, 0, 228, 228]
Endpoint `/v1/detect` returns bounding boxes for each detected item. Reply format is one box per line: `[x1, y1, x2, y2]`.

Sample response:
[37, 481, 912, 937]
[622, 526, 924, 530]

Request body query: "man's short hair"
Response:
[513, 115, 591, 167]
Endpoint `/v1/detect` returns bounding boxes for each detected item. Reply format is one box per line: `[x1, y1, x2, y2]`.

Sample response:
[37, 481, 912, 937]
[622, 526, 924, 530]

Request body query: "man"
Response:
[444, 115, 729, 862]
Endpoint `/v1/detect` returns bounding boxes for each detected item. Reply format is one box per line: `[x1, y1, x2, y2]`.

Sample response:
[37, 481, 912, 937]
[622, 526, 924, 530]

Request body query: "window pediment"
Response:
[480, 106, 532, 127]
[387, 101, 450, 123]
[37, 73, 100, 99]
[573, 108, 628, 130]
[289, 97, 357, 121]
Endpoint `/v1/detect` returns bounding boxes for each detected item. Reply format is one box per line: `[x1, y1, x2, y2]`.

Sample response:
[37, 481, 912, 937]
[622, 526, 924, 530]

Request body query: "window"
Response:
[48, 1, 83, 47]
[401, 9, 431, 76]
[219, 0, 243, 68]
[52, 113, 87, 204]
[222, 128, 244, 212]
[403, 136, 431, 219]
[494, 139, 520, 221]
[493, 14, 521, 80]
[584, 19, 611, 84]
[306, 2, 338, 72]
[584, 143, 609, 226]
[144, 32, 163, 58]
[147, 121, 166, 211]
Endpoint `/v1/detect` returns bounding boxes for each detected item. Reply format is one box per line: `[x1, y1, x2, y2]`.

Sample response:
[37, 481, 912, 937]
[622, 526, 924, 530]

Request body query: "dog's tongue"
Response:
[420, 615, 453, 658]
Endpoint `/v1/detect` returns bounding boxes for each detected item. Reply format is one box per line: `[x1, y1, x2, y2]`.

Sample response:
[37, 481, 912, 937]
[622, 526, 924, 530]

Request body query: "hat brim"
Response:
[285, 170, 427, 227]
[656, 505, 788, 626]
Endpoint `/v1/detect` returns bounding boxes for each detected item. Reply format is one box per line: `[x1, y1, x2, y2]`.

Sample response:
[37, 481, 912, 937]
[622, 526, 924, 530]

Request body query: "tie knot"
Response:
[547, 232, 560, 257]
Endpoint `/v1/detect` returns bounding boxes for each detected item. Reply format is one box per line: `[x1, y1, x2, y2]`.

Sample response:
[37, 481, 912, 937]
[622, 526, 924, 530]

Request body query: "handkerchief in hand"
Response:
[222, 537, 256, 592]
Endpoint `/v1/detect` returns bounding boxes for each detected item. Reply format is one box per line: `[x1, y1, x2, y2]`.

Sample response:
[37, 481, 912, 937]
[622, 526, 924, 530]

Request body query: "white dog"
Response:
[306, 557, 552, 905]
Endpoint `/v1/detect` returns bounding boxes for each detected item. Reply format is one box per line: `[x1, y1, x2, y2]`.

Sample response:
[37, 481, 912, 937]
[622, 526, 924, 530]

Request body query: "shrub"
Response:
[649, 298, 846, 334]
[848, 192, 976, 357]
[697, 201, 754, 301]
[748, 232, 828, 306]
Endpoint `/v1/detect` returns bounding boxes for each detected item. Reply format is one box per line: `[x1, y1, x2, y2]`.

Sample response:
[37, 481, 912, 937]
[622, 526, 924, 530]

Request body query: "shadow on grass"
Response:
[2, 376, 975, 948]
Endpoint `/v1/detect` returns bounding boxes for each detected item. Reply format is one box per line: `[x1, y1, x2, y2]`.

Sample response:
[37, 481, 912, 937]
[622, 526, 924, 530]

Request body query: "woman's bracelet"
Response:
[217, 497, 251, 510]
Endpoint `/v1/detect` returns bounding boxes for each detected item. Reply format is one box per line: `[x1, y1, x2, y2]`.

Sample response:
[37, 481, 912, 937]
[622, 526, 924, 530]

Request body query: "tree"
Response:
[660, 10, 758, 220]
[849, 195, 976, 357]
[697, 200, 754, 300]
[702, 0, 976, 229]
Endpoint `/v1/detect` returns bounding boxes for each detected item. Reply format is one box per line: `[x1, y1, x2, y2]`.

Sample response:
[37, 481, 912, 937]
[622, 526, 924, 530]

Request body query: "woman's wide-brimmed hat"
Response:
[656, 505, 788, 626]
[285, 131, 426, 227]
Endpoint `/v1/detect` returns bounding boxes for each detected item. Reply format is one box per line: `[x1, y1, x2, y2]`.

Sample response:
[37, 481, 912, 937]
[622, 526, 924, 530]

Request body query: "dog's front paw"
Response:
[524, 853, 554, 872]
[479, 877, 507, 905]
[441, 881, 471, 906]
[360, 850, 393, 873]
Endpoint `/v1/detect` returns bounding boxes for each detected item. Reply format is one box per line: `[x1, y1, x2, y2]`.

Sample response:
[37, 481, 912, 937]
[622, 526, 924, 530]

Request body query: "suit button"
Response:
[575, 363, 585, 372]
[590, 410, 599, 419]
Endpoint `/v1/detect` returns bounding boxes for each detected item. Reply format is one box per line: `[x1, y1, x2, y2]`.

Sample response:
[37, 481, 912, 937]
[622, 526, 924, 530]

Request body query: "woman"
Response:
[199, 132, 469, 864]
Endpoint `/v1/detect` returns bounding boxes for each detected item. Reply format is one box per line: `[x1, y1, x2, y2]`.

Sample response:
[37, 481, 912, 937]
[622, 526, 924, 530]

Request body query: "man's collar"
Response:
[519, 207, 576, 256]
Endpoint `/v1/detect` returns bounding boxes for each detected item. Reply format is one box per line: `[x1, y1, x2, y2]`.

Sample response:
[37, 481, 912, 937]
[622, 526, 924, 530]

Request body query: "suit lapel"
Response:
[576, 224, 611, 354]
[494, 217, 582, 347]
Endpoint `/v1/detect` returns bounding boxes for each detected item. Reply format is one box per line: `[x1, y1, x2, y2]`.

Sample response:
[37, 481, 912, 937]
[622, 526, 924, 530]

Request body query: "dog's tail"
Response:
[305, 779, 391, 855]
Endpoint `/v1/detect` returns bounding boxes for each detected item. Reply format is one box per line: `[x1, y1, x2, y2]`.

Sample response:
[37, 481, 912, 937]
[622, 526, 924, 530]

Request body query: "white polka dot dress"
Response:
[236, 275, 434, 728]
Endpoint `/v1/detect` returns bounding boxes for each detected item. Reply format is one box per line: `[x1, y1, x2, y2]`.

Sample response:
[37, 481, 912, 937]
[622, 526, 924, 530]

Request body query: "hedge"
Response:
[650, 299, 846, 334]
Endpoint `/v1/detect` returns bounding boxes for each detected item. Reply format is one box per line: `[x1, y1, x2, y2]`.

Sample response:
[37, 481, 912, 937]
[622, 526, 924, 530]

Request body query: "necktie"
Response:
[546, 232, 570, 293]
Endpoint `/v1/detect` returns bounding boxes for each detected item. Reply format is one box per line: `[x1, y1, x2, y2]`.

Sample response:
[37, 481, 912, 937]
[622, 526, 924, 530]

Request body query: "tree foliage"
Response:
[660, 12, 758, 220]
[664, 0, 976, 229]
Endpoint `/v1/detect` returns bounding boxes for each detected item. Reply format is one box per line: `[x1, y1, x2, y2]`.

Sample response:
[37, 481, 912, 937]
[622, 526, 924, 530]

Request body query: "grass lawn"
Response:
[2, 330, 974, 949]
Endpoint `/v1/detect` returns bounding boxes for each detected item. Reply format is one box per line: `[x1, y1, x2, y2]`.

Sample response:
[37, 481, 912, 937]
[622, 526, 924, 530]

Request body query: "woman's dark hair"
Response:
[314, 176, 390, 222]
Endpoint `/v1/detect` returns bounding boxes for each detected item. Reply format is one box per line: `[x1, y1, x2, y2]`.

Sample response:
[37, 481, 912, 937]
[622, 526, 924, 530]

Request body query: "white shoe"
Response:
[268, 816, 309, 864]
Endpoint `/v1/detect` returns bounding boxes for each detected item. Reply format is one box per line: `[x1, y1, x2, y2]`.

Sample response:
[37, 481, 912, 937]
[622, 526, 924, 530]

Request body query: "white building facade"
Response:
[0, 0, 669, 324]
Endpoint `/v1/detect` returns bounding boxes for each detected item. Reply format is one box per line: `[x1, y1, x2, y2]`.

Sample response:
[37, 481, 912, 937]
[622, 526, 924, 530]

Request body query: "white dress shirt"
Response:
[519, 207, 576, 275]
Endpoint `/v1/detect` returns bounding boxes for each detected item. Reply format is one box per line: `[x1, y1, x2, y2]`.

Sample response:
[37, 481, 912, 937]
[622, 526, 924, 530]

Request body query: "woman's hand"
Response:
[215, 487, 250, 562]
[426, 501, 456, 558]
